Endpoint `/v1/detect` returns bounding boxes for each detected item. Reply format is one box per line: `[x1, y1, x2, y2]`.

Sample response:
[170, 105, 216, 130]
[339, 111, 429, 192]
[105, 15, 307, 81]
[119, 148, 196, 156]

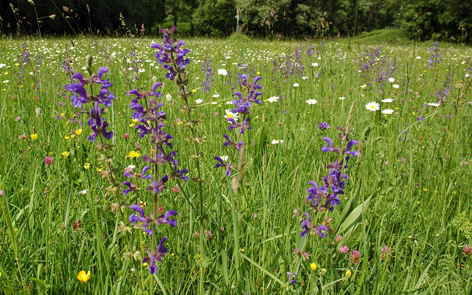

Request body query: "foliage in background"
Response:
[0, 0, 470, 43]
[401, 0, 472, 43]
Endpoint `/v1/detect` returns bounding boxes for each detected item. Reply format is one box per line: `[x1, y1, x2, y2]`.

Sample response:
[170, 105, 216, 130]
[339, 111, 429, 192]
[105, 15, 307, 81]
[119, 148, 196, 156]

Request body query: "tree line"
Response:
[0, 0, 470, 43]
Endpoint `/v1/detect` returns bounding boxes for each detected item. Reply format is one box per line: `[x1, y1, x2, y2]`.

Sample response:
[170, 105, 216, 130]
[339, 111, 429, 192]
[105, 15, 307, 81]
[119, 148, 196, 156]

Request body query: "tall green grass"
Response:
[0, 36, 471, 294]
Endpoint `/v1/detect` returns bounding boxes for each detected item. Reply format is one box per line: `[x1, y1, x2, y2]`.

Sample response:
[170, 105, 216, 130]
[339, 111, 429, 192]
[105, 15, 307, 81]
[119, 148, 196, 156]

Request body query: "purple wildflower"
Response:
[315, 225, 329, 238]
[427, 42, 440, 67]
[122, 181, 137, 195]
[157, 210, 177, 227]
[300, 215, 312, 237]
[147, 176, 169, 193]
[319, 122, 330, 130]
[125, 82, 189, 196]
[202, 59, 213, 93]
[143, 237, 169, 274]
[321, 137, 339, 153]
[151, 27, 191, 81]
[128, 204, 177, 236]
[214, 156, 232, 176]
[300, 136, 359, 237]
[287, 272, 297, 285]
[214, 75, 263, 177]
[64, 67, 115, 141]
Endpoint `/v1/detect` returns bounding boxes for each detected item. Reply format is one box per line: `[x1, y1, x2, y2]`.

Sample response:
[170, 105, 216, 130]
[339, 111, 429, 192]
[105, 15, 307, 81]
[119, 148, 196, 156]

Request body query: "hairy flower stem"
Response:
[89, 83, 117, 187]
[174, 60, 205, 221]
[231, 116, 248, 193]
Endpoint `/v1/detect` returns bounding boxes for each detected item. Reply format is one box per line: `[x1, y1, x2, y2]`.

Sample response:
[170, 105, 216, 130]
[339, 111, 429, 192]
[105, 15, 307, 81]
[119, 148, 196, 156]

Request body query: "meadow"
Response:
[0, 32, 471, 294]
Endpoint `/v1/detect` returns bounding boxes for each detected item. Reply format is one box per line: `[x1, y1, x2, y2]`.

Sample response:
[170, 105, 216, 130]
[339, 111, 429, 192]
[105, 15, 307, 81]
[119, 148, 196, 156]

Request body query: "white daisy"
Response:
[381, 98, 394, 103]
[388, 77, 395, 83]
[266, 96, 280, 103]
[217, 69, 228, 76]
[293, 83, 300, 88]
[271, 139, 284, 144]
[312, 62, 319, 67]
[224, 110, 239, 121]
[306, 99, 318, 105]
[339, 96, 346, 100]
[426, 102, 440, 107]
[195, 99, 203, 104]
[220, 155, 229, 161]
[381, 109, 394, 115]
[365, 101, 380, 111]
[392, 84, 400, 89]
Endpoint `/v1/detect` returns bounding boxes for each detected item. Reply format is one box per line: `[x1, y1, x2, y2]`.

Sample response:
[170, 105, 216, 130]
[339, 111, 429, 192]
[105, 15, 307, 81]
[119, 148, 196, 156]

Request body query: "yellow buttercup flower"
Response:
[76, 270, 91, 283]
[126, 151, 141, 159]
[30, 133, 39, 141]
[129, 119, 139, 128]
[83, 163, 91, 169]
[61, 151, 70, 158]
[74, 129, 83, 136]
[345, 269, 352, 278]
[310, 263, 318, 271]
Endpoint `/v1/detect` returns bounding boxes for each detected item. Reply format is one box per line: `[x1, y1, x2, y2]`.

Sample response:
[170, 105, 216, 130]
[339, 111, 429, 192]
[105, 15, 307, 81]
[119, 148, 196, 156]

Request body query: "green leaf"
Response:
[337, 195, 373, 235]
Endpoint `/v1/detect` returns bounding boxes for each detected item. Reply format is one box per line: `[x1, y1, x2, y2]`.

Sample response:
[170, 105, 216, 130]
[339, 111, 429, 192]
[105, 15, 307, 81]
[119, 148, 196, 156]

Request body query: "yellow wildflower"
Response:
[345, 269, 352, 278]
[61, 151, 70, 158]
[74, 129, 83, 136]
[126, 151, 141, 159]
[30, 133, 39, 141]
[76, 270, 91, 283]
[83, 163, 91, 169]
[129, 119, 139, 128]
[310, 263, 318, 271]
